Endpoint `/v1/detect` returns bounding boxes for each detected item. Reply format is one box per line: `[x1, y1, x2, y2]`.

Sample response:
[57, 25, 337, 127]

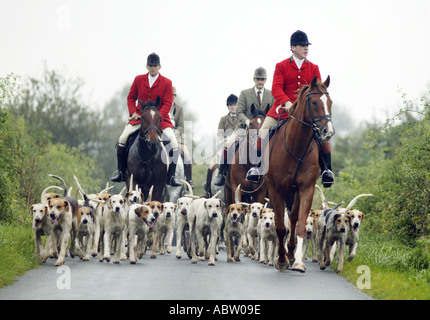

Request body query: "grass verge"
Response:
[0, 223, 39, 287]
[329, 231, 430, 300]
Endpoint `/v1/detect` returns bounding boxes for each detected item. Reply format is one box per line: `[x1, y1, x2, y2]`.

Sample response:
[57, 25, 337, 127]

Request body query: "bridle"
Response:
[138, 105, 162, 144]
[289, 90, 332, 140]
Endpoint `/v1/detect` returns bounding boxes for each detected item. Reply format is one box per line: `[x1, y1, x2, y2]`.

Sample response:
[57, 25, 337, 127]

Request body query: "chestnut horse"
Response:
[225, 104, 268, 207]
[127, 97, 167, 201]
[265, 76, 335, 272]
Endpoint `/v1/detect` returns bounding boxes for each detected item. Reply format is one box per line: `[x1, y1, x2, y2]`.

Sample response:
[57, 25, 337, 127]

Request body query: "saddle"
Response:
[125, 131, 184, 163]
[268, 118, 288, 141]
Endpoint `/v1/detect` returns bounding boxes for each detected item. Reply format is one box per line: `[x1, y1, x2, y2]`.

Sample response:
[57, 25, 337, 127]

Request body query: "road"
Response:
[0, 246, 371, 301]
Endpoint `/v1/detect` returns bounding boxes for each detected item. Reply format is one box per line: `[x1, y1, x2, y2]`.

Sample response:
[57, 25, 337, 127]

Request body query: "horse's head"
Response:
[299, 76, 335, 142]
[138, 97, 162, 145]
[249, 103, 266, 131]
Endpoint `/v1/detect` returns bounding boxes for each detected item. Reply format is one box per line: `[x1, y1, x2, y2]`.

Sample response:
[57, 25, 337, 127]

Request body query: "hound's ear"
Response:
[219, 200, 224, 208]
[48, 199, 53, 209]
[310, 211, 315, 218]
[44, 205, 49, 216]
[359, 212, 364, 221]
[134, 206, 143, 217]
[333, 213, 340, 223]
[311, 75, 318, 88]
[324, 75, 330, 88]
[30, 205, 35, 214]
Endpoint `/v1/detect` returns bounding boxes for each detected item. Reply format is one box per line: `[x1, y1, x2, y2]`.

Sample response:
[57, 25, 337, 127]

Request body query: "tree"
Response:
[6, 65, 102, 155]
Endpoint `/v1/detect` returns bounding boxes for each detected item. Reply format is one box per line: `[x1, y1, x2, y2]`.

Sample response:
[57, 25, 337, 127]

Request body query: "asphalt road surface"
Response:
[0, 246, 371, 300]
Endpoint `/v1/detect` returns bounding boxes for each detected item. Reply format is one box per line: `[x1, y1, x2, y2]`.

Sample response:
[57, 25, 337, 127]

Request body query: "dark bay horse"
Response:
[225, 104, 268, 207]
[127, 98, 167, 201]
[265, 76, 335, 272]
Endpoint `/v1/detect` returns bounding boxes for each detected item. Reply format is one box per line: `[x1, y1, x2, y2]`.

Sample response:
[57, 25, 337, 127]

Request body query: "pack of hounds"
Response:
[31, 174, 372, 272]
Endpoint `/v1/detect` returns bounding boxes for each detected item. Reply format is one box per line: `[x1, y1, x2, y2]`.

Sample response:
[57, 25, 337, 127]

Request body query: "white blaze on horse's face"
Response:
[150, 110, 156, 120]
[320, 94, 335, 141]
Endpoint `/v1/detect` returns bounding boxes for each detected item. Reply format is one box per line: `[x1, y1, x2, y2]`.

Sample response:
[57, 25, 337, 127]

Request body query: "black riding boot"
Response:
[204, 168, 213, 197]
[214, 163, 228, 186]
[167, 148, 182, 187]
[184, 163, 194, 189]
[111, 145, 127, 183]
[214, 149, 228, 186]
[320, 152, 334, 188]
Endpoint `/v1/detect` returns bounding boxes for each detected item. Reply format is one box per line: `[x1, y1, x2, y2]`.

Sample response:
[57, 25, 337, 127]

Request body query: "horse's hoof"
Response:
[275, 257, 289, 272]
[291, 262, 306, 273]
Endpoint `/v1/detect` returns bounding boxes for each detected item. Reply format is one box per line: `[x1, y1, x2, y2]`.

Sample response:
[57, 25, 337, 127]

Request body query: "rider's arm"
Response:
[272, 61, 292, 109]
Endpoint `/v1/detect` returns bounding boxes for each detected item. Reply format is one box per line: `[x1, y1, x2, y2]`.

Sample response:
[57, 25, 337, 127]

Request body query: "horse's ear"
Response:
[250, 103, 255, 116]
[311, 75, 318, 88]
[323, 75, 330, 88]
[265, 103, 270, 115]
[138, 98, 145, 107]
[155, 96, 161, 108]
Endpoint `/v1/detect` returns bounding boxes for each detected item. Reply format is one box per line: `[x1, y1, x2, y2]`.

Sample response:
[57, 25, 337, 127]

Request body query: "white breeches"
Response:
[118, 123, 179, 150]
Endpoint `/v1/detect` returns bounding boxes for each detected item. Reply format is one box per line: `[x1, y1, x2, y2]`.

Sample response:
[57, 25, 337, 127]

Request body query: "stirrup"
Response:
[110, 170, 124, 183]
[246, 167, 261, 184]
[321, 169, 334, 188]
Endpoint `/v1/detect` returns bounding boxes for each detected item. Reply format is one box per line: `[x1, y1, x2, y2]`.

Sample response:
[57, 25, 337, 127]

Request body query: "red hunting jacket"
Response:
[267, 56, 321, 120]
[127, 73, 174, 129]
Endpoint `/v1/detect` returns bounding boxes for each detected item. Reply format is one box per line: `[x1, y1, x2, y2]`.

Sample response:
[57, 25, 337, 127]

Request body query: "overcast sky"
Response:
[1, 0, 430, 138]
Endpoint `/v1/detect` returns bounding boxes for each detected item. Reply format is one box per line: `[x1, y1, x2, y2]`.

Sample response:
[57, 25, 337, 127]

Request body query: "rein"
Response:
[137, 105, 162, 165]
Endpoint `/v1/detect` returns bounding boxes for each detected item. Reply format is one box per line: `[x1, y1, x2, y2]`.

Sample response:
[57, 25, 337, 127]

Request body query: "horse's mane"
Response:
[289, 79, 327, 115]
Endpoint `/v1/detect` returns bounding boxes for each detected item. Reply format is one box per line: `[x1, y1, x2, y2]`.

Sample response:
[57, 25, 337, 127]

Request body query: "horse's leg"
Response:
[287, 194, 300, 263]
[291, 187, 314, 273]
[269, 185, 288, 271]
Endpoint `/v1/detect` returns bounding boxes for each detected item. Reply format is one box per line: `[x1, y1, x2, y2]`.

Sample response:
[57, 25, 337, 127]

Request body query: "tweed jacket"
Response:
[236, 87, 275, 127]
[169, 102, 184, 144]
[217, 113, 240, 142]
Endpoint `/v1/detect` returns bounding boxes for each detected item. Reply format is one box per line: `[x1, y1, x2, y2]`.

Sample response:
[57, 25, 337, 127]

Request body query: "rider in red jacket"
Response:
[246, 30, 335, 188]
[111, 53, 182, 187]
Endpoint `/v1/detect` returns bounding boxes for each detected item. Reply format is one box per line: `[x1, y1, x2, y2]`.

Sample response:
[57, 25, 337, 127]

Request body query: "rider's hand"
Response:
[245, 119, 251, 129]
[276, 101, 293, 114]
[284, 101, 293, 113]
[129, 112, 141, 121]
